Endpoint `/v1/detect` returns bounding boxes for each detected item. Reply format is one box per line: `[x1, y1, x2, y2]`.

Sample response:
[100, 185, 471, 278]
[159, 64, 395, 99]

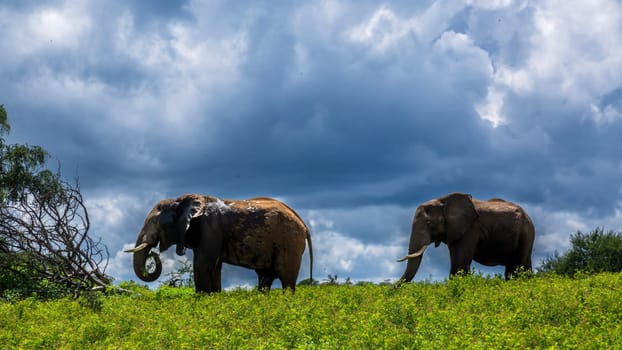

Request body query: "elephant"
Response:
[397, 192, 535, 281]
[124, 194, 313, 293]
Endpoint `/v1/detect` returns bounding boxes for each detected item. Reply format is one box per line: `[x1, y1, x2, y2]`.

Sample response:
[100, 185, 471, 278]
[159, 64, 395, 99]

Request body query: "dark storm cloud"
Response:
[495, 91, 622, 217]
[4, 0, 494, 208]
[125, 0, 190, 20]
[161, 14, 495, 208]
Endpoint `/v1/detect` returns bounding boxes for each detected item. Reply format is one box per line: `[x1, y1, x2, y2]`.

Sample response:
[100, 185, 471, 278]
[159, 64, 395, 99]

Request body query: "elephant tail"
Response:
[306, 230, 313, 284]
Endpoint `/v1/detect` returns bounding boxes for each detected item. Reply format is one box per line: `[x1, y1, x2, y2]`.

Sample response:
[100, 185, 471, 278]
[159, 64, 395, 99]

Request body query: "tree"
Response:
[0, 105, 111, 299]
[162, 259, 194, 288]
[538, 228, 622, 276]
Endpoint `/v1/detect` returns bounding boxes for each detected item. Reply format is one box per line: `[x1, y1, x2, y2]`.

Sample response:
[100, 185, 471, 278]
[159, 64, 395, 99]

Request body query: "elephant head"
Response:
[124, 194, 207, 282]
[397, 192, 478, 282]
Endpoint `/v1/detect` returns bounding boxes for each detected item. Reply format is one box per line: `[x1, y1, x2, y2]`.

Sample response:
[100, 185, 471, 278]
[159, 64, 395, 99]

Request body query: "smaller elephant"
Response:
[125, 194, 313, 293]
[397, 192, 535, 281]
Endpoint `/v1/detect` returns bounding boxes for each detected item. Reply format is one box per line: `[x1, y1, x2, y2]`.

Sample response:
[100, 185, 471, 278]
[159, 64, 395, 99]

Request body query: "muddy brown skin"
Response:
[398, 192, 535, 281]
[127, 194, 313, 293]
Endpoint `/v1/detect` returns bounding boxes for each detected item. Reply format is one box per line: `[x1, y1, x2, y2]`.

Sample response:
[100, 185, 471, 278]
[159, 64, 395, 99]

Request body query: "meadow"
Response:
[1, 273, 621, 349]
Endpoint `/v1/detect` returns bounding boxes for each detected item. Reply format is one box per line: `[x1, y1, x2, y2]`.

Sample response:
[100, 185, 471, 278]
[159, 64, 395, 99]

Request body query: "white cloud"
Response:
[117, 14, 247, 82]
[347, 6, 411, 54]
[307, 212, 335, 231]
[87, 195, 130, 229]
[313, 229, 404, 278]
[467, 0, 514, 10]
[4, 1, 251, 143]
[591, 103, 622, 126]
[27, 7, 91, 47]
[0, 2, 91, 59]
[476, 86, 506, 127]
[528, 1, 622, 101]
[411, 1, 465, 44]
[110, 11, 248, 133]
[484, 0, 622, 124]
[114, 12, 171, 71]
[431, 31, 493, 92]
[493, 66, 532, 95]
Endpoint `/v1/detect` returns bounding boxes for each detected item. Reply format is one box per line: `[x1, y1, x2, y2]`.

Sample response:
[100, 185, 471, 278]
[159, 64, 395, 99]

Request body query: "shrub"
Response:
[538, 228, 622, 276]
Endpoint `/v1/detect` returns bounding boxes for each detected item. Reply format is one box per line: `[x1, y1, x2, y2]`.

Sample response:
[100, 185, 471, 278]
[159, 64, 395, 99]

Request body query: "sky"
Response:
[2, 0, 622, 288]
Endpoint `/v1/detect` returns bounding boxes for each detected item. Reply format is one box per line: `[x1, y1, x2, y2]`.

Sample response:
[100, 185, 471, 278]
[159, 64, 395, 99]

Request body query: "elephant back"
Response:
[243, 197, 310, 233]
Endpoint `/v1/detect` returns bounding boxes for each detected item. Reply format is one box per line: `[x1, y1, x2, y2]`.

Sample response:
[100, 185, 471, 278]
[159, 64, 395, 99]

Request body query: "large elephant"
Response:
[397, 192, 535, 281]
[125, 194, 313, 293]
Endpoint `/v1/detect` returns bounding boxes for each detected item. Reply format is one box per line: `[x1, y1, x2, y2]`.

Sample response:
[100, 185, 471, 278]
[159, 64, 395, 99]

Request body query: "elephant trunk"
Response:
[398, 227, 431, 282]
[399, 254, 424, 282]
[126, 235, 162, 282]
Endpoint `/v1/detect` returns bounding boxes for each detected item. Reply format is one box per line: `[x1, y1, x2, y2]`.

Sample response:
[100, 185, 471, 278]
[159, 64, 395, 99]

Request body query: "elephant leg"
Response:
[256, 269, 276, 291]
[504, 264, 518, 280]
[193, 256, 210, 292]
[450, 262, 472, 276]
[448, 243, 475, 276]
[517, 234, 534, 274]
[194, 254, 221, 293]
[213, 259, 223, 291]
[505, 259, 532, 279]
[278, 268, 300, 292]
[506, 236, 534, 279]
[274, 250, 303, 292]
[279, 277, 297, 291]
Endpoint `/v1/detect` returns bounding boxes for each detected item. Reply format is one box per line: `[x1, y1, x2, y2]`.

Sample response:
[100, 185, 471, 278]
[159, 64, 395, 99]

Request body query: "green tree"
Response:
[0, 104, 8, 132]
[0, 105, 111, 300]
[538, 228, 622, 276]
[162, 259, 195, 288]
[0, 105, 58, 204]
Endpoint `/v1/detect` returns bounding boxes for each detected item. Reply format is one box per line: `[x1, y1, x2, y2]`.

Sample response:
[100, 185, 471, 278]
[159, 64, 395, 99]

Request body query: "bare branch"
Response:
[0, 178, 111, 297]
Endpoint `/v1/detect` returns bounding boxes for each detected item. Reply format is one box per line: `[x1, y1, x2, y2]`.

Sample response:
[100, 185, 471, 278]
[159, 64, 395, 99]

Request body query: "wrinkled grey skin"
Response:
[126, 194, 313, 293]
[398, 192, 535, 281]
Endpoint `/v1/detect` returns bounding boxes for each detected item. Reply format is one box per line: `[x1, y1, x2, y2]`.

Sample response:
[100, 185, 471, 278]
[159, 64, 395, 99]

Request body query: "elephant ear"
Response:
[157, 201, 178, 226]
[440, 193, 478, 244]
[174, 195, 207, 256]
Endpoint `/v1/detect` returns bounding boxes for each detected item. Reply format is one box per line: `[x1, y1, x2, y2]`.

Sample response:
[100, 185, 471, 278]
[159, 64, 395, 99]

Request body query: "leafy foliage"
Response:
[0, 274, 621, 348]
[0, 105, 110, 300]
[0, 106, 57, 204]
[539, 228, 622, 276]
[296, 278, 319, 286]
[162, 259, 194, 288]
[0, 105, 8, 132]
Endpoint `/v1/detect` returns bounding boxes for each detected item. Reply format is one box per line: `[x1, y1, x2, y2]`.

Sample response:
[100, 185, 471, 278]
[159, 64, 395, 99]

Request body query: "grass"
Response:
[1, 273, 621, 349]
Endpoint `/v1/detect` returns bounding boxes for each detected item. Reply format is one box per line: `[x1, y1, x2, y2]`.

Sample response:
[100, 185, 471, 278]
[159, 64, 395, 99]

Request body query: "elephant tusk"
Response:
[124, 242, 150, 253]
[396, 245, 428, 262]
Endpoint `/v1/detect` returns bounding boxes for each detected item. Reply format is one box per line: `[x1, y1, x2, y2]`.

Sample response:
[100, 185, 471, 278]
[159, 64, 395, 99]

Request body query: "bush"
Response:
[1, 274, 622, 348]
[538, 228, 622, 276]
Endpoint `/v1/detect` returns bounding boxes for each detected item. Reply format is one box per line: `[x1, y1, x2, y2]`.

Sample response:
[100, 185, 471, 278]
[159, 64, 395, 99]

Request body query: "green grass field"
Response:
[1, 273, 621, 349]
